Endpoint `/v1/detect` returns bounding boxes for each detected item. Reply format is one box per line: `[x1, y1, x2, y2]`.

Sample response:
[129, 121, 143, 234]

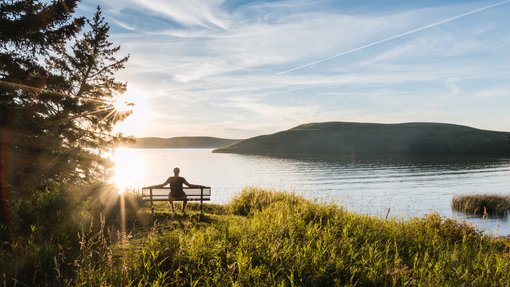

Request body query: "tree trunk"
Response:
[0, 123, 13, 242]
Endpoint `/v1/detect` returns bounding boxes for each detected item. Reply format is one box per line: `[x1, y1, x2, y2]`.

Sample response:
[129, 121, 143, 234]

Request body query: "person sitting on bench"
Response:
[145, 167, 204, 213]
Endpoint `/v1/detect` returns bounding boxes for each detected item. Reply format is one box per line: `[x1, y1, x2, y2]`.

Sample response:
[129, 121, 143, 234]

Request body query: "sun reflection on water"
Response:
[110, 147, 144, 194]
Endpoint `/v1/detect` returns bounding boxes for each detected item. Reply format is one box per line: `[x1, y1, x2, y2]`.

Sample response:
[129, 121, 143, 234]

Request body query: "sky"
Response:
[77, 0, 510, 139]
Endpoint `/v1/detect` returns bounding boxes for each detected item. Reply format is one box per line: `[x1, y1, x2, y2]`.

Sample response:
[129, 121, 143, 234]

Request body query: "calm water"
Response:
[111, 148, 510, 235]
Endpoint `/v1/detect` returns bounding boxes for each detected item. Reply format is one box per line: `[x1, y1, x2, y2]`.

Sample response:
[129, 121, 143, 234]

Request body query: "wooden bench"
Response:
[141, 187, 211, 215]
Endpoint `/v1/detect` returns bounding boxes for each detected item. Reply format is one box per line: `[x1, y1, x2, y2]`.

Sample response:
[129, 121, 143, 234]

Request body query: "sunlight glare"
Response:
[113, 85, 153, 136]
[110, 148, 144, 194]
[112, 96, 133, 113]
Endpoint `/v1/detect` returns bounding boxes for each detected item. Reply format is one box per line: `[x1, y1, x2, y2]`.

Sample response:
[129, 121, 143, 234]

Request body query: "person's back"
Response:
[169, 175, 187, 199]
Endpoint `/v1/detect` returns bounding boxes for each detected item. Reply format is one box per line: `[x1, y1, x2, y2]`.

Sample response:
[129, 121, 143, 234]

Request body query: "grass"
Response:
[452, 194, 510, 217]
[76, 188, 510, 286]
[4, 187, 510, 286]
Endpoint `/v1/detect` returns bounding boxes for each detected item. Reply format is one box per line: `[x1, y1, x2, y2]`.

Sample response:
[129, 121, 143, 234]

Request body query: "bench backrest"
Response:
[141, 187, 211, 201]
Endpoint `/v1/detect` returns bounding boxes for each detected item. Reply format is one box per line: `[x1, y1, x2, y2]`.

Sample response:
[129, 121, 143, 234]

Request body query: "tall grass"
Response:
[0, 184, 144, 286]
[72, 187, 510, 286]
[4, 187, 510, 286]
[227, 186, 306, 216]
[452, 194, 510, 217]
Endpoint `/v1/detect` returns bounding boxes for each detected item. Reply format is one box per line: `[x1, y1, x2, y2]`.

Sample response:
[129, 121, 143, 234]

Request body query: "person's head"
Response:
[173, 167, 180, 176]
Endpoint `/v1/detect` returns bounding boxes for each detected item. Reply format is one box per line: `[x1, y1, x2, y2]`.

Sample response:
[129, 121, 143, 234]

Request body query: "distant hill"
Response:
[124, 137, 240, 148]
[213, 122, 510, 157]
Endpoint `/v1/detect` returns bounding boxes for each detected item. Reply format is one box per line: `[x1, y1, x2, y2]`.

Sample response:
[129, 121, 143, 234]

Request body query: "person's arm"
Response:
[183, 178, 205, 188]
[144, 177, 171, 189]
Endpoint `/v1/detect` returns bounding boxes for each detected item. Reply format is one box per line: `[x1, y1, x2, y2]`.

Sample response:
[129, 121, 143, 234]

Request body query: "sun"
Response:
[112, 96, 134, 113]
[112, 86, 154, 136]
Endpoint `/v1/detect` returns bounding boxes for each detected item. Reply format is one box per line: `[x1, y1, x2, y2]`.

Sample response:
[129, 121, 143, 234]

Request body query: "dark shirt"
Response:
[169, 176, 187, 199]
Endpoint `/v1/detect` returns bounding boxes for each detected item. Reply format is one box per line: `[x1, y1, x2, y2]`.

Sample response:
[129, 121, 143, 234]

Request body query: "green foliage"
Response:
[452, 194, 510, 217]
[47, 6, 131, 154]
[1, 2, 138, 285]
[13, 185, 78, 239]
[228, 186, 306, 216]
[1, 0, 84, 237]
[0, 232, 71, 286]
[1, 1, 131, 235]
[1, 0, 83, 192]
[1, 186, 80, 285]
[0, 184, 145, 286]
[32, 188, 508, 286]
[85, 187, 145, 228]
[3, 188, 510, 286]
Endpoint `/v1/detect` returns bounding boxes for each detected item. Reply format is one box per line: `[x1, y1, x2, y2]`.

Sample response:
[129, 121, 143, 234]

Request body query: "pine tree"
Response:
[46, 6, 131, 184]
[0, 0, 84, 241]
[0, 1, 131, 241]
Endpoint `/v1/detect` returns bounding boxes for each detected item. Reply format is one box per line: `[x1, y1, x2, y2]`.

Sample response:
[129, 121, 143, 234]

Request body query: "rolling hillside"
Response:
[213, 122, 510, 157]
[123, 137, 240, 148]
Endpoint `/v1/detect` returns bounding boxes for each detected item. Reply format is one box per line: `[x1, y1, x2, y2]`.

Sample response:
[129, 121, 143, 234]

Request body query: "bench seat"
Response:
[141, 187, 211, 214]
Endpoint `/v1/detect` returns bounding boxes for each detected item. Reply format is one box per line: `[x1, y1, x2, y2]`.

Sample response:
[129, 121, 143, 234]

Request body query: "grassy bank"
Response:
[452, 194, 510, 217]
[69, 188, 510, 286]
[4, 187, 510, 286]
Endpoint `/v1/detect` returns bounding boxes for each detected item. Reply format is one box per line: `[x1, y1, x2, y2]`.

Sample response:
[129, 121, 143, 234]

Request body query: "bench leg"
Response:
[150, 188, 154, 216]
[200, 188, 204, 220]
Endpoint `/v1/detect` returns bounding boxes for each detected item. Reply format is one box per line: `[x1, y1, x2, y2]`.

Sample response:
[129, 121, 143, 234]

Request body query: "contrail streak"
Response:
[276, 0, 510, 76]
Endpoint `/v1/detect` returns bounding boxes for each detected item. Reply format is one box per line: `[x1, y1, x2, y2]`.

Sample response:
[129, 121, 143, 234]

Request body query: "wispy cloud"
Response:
[98, 0, 231, 29]
[79, 0, 510, 137]
[276, 0, 510, 75]
[445, 77, 461, 97]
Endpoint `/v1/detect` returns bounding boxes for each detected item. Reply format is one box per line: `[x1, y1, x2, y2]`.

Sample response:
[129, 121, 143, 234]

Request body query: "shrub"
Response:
[80, 184, 145, 229]
[2, 183, 144, 286]
[452, 194, 510, 217]
[227, 186, 305, 216]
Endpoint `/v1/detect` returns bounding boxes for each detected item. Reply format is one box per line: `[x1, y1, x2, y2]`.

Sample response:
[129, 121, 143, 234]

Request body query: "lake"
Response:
[111, 148, 510, 235]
